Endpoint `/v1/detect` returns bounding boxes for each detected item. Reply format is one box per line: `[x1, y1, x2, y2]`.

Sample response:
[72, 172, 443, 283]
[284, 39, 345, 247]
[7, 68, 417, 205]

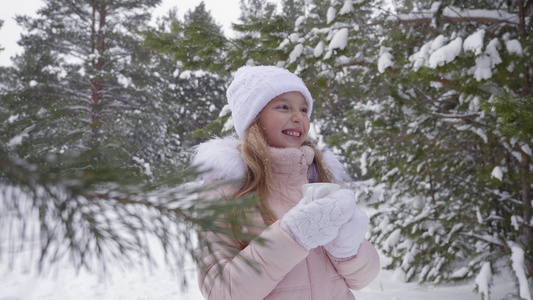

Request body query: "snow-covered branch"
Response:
[391, 6, 519, 25]
[462, 232, 503, 246]
[431, 112, 480, 119]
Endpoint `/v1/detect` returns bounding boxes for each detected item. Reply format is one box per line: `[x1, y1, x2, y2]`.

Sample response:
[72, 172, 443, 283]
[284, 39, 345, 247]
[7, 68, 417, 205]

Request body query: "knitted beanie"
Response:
[226, 65, 314, 138]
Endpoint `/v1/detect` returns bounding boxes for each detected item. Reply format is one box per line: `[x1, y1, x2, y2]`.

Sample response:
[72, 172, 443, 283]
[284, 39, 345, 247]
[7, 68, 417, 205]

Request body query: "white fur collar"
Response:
[191, 136, 246, 182]
[191, 135, 350, 183]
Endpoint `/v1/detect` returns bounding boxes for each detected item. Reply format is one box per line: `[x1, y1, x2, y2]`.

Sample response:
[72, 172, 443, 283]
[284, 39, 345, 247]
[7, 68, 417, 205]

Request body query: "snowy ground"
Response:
[0, 247, 517, 300]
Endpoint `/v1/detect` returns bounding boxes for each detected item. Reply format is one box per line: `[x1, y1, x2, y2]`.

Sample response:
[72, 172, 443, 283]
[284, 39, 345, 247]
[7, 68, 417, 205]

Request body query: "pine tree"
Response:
[7, 0, 175, 167]
[228, 0, 291, 68]
[280, 0, 385, 175]
[238, 0, 278, 22]
[0, 0, 252, 287]
[142, 3, 230, 143]
[345, 0, 533, 296]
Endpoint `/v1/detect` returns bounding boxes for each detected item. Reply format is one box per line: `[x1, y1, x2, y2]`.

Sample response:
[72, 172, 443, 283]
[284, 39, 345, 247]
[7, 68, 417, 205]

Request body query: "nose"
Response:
[291, 111, 303, 123]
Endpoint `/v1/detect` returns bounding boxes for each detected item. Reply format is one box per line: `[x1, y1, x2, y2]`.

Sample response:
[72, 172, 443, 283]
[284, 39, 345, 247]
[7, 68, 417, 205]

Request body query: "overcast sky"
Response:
[0, 0, 259, 66]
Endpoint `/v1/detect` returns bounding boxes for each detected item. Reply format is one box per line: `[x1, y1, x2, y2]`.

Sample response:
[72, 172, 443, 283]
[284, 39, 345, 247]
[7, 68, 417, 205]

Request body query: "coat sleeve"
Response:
[195, 186, 309, 300]
[327, 239, 380, 290]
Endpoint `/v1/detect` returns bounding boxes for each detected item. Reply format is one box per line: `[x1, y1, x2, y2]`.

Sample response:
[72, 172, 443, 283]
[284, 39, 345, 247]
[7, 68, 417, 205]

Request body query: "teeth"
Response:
[285, 131, 301, 137]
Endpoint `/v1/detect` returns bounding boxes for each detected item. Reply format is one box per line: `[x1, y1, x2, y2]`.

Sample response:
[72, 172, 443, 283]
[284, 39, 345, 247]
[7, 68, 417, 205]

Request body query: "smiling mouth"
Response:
[283, 130, 301, 137]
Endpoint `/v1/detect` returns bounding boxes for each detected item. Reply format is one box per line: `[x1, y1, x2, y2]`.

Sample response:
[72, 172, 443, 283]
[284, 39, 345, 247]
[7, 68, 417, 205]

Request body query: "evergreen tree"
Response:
[142, 3, 230, 143]
[281, 0, 306, 26]
[282, 0, 384, 174]
[229, 0, 291, 68]
[0, 0, 250, 287]
[238, 0, 278, 22]
[345, 1, 533, 296]
[7, 0, 177, 167]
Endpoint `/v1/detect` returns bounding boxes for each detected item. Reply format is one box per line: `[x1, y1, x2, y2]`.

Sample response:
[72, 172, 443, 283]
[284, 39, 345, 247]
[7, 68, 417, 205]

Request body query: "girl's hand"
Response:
[280, 186, 356, 251]
[324, 207, 369, 259]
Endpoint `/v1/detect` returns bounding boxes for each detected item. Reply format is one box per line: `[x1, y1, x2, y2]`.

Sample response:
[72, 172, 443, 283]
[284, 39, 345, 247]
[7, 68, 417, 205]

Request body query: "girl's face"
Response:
[258, 91, 310, 148]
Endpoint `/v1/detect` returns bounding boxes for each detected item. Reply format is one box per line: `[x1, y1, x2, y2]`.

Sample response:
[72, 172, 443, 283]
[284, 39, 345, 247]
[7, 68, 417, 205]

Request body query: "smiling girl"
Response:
[192, 65, 379, 300]
[258, 91, 310, 148]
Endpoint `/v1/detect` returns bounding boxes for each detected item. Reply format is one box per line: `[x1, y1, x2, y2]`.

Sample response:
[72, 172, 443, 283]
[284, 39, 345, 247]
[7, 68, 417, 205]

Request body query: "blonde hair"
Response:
[229, 119, 336, 248]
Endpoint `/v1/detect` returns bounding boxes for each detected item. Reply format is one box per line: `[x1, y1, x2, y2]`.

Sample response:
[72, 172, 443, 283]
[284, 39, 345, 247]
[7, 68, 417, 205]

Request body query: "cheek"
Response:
[265, 115, 284, 129]
[304, 120, 311, 134]
[259, 119, 280, 139]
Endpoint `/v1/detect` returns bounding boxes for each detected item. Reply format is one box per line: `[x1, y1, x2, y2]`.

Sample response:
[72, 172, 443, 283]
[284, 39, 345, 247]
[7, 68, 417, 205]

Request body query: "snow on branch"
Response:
[462, 232, 503, 246]
[7, 125, 35, 148]
[390, 6, 519, 25]
[509, 242, 533, 300]
[430, 112, 480, 119]
[474, 262, 492, 299]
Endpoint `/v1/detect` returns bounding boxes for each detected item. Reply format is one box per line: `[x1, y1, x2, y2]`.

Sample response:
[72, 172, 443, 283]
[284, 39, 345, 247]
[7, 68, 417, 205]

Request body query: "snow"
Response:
[522, 144, 532, 157]
[132, 156, 153, 176]
[8, 125, 35, 148]
[486, 38, 502, 66]
[472, 54, 493, 81]
[378, 46, 393, 73]
[8, 114, 19, 123]
[431, 35, 446, 52]
[117, 74, 131, 87]
[383, 229, 401, 251]
[410, 41, 431, 71]
[0, 236, 518, 300]
[288, 44, 304, 64]
[295, 16, 305, 28]
[278, 37, 291, 49]
[360, 152, 368, 175]
[218, 104, 231, 118]
[411, 35, 465, 71]
[329, 28, 349, 51]
[463, 29, 485, 55]
[451, 267, 469, 278]
[474, 262, 492, 299]
[339, 0, 354, 15]
[313, 41, 325, 57]
[326, 7, 337, 24]
[469, 96, 480, 112]
[465, 35, 502, 81]
[510, 243, 532, 300]
[428, 37, 462, 69]
[511, 215, 520, 231]
[179, 70, 192, 80]
[491, 166, 503, 181]
[505, 39, 522, 55]
[430, 81, 443, 89]
[409, 25, 506, 82]
[393, 6, 519, 24]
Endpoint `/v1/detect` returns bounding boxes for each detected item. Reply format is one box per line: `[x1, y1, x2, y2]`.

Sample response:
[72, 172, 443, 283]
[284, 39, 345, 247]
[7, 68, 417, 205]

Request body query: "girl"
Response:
[192, 65, 380, 300]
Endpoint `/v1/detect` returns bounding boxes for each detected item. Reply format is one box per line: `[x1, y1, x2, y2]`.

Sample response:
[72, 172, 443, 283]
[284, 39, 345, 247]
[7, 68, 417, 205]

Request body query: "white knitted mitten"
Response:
[280, 186, 356, 251]
[324, 207, 369, 259]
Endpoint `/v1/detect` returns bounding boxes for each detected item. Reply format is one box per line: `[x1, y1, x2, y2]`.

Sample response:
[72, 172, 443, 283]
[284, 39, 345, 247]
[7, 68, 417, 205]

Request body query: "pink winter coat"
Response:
[193, 138, 380, 300]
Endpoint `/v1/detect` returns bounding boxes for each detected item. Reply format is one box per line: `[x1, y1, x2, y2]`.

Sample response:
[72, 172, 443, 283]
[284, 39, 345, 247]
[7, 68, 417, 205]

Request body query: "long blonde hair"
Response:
[229, 119, 336, 248]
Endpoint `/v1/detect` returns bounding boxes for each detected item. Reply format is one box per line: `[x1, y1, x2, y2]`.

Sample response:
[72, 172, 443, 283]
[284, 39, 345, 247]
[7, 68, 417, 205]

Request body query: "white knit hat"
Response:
[226, 65, 314, 138]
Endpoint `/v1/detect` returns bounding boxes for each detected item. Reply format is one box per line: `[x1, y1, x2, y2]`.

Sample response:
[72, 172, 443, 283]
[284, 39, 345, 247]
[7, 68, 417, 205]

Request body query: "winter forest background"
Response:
[0, 0, 532, 299]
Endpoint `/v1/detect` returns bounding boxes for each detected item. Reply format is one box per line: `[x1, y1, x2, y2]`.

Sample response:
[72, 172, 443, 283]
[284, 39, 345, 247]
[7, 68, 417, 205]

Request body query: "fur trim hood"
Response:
[191, 136, 350, 183]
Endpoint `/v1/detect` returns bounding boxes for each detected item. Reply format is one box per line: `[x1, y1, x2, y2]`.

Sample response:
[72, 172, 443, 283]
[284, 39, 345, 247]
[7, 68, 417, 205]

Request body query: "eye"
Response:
[277, 104, 289, 110]
[301, 107, 308, 113]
